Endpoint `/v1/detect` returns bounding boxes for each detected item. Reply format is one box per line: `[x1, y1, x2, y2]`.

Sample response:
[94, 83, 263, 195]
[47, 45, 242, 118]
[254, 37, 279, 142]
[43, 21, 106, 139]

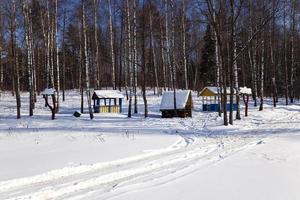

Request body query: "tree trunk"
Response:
[149, 11, 159, 95]
[93, 0, 100, 89]
[82, 1, 93, 119]
[141, 0, 148, 117]
[182, 0, 188, 89]
[283, 0, 288, 106]
[108, 0, 116, 90]
[290, 0, 296, 103]
[133, 0, 138, 114]
[126, 0, 133, 118]
[11, 0, 21, 119]
[55, 0, 60, 113]
[259, 38, 264, 111]
[62, 8, 66, 101]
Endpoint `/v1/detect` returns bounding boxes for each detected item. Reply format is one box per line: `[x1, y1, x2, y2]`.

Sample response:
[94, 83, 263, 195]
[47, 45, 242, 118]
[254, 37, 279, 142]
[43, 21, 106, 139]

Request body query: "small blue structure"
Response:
[199, 87, 237, 112]
[92, 90, 124, 113]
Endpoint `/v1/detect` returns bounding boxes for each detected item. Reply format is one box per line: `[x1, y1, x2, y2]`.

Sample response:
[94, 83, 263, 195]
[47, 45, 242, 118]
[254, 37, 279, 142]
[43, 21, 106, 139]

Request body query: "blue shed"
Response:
[199, 87, 237, 112]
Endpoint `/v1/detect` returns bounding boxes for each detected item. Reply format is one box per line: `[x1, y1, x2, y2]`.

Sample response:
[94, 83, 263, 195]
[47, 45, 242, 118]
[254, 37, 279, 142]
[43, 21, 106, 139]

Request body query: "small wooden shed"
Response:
[92, 90, 124, 113]
[199, 86, 237, 112]
[160, 90, 193, 118]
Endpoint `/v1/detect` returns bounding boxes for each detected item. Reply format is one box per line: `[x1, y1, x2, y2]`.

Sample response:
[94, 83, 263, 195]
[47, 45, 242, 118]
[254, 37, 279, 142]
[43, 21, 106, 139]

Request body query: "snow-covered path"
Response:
[0, 91, 300, 200]
[0, 134, 263, 200]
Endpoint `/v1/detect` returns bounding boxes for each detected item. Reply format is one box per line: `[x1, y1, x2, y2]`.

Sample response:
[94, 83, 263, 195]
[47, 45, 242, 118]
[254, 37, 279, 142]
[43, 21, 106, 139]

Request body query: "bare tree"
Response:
[108, 0, 116, 90]
[82, 1, 93, 119]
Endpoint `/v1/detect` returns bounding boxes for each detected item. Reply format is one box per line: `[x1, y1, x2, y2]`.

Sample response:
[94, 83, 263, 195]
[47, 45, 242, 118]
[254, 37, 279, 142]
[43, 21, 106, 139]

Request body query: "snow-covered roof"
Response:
[160, 90, 192, 110]
[93, 90, 124, 99]
[199, 86, 236, 96]
[41, 88, 56, 95]
[239, 87, 252, 95]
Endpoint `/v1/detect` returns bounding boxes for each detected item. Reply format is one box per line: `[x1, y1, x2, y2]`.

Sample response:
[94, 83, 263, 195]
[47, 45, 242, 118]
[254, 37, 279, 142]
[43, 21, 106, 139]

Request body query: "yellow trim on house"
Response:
[199, 88, 216, 97]
[100, 106, 120, 113]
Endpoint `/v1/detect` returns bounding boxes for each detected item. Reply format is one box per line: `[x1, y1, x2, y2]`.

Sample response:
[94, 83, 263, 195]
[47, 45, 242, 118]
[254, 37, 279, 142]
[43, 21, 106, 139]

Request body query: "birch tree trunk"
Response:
[290, 0, 296, 103]
[165, 0, 172, 90]
[93, 0, 100, 89]
[212, 0, 221, 117]
[149, 11, 159, 95]
[230, 0, 240, 120]
[270, 0, 277, 107]
[133, 0, 138, 114]
[170, 0, 177, 116]
[160, 22, 167, 91]
[55, 0, 60, 113]
[182, 0, 188, 89]
[12, 0, 21, 119]
[141, 0, 148, 117]
[108, 0, 116, 90]
[259, 38, 264, 111]
[78, 19, 84, 113]
[62, 8, 66, 101]
[82, 2, 93, 119]
[126, 0, 133, 118]
[23, 1, 34, 116]
[283, 0, 289, 106]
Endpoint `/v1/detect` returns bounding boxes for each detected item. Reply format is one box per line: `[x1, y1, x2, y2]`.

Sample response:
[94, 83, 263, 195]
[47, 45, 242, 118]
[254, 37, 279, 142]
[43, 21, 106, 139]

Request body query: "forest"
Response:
[0, 0, 299, 125]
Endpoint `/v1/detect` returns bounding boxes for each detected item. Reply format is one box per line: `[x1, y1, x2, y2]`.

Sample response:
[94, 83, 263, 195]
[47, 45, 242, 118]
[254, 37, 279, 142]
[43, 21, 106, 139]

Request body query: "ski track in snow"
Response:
[0, 91, 299, 200]
[0, 135, 261, 200]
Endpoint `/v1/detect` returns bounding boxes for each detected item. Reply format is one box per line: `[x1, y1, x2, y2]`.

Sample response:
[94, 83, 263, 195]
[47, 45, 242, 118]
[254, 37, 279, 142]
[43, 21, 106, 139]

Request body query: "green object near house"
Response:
[73, 111, 81, 118]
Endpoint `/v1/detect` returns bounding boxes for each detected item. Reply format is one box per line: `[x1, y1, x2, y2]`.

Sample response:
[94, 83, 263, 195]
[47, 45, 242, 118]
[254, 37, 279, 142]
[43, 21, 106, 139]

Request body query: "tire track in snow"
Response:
[0, 136, 261, 200]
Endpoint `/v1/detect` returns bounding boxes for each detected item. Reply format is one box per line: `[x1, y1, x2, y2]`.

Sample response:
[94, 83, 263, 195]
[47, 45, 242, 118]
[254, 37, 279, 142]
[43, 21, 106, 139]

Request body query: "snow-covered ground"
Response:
[0, 90, 299, 200]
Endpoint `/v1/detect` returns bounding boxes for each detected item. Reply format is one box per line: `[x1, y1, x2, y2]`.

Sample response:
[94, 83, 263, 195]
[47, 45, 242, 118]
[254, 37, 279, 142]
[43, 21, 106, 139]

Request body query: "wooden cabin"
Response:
[92, 90, 124, 113]
[199, 86, 237, 112]
[160, 90, 193, 118]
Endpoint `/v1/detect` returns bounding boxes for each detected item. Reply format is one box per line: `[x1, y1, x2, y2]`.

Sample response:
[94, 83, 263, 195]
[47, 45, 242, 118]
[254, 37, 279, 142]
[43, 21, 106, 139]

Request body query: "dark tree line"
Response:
[0, 0, 299, 124]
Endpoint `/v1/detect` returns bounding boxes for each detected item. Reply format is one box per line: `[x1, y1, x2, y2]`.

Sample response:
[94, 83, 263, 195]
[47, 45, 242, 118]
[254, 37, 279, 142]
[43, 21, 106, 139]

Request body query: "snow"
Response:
[41, 88, 56, 95]
[0, 90, 300, 200]
[160, 90, 191, 110]
[240, 87, 252, 95]
[93, 90, 124, 99]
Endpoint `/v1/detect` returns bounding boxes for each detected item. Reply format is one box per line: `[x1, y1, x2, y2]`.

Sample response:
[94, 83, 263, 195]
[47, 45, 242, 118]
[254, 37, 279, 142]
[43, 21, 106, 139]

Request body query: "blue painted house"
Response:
[199, 87, 237, 112]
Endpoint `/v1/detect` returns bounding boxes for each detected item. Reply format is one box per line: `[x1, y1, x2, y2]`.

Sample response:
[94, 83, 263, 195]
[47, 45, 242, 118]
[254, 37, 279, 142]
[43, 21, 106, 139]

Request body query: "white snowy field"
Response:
[0, 90, 299, 200]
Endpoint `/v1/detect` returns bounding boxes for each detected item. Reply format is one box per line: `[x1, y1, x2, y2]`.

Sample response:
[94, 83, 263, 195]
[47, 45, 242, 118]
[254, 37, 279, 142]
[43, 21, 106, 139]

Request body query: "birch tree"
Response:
[108, 0, 116, 90]
[126, 0, 133, 118]
[82, 1, 93, 119]
[93, 0, 100, 89]
[55, 0, 60, 112]
[23, 0, 34, 116]
[11, 0, 21, 118]
[181, 0, 188, 89]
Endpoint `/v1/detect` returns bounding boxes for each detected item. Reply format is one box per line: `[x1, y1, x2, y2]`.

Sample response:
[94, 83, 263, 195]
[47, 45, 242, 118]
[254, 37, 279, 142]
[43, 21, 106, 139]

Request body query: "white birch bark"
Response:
[23, 0, 34, 116]
[108, 0, 116, 89]
[290, 0, 296, 103]
[149, 12, 159, 95]
[159, 22, 167, 91]
[82, 2, 94, 119]
[133, 0, 138, 114]
[126, 0, 133, 117]
[259, 38, 264, 111]
[94, 0, 100, 89]
[182, 0, 188, 89]
[55, 0, 60, 112]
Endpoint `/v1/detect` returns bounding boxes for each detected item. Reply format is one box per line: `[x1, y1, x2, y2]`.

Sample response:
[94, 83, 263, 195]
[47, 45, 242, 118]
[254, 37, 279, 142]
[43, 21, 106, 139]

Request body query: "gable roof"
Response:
[92, 90, 124, 99]
[160, 90, 192, 110]
[199, 86, 235, 96]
